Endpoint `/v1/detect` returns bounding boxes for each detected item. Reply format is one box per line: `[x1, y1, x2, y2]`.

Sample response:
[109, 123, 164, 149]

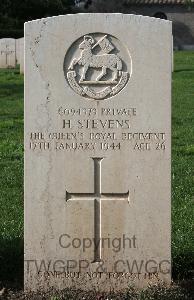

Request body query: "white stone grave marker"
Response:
[0, 38, 16, 68]
[25, 14, 172, 292]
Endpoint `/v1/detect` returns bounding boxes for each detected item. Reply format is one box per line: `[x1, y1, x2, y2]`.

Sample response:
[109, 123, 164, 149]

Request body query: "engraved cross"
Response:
[1, 45, 14, 65]
[66, 157, 129, 263]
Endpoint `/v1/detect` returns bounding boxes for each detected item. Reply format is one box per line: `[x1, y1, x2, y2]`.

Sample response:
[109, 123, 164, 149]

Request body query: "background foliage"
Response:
[0, 0, 74, 38]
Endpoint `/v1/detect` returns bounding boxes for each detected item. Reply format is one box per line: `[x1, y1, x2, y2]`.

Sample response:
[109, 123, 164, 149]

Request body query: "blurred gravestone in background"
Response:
[0, 38, 16, 68]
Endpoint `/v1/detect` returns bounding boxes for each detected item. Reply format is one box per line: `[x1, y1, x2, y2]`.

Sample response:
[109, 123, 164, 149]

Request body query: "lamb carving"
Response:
[68, 35, 122, 82]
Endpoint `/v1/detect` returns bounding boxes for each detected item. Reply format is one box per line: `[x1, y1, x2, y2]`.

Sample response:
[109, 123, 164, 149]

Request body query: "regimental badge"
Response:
[64, 33, 132, 100]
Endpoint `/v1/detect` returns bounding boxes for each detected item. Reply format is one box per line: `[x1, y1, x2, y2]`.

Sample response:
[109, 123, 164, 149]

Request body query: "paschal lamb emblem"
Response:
[64, 33, 131, 100]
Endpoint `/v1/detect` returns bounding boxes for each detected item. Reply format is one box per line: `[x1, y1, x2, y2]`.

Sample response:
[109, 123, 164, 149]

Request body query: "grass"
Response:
[0, 52, 194, 297]
[172, 51, 194, 279]
[0, 68, 24, 285]
[2, 283, 193, 299]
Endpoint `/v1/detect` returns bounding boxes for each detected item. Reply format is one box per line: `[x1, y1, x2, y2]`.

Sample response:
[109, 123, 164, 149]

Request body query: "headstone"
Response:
[16, 38, 24, 64]
[25, 14, 172, 292]
[172, 37, 174, 72]
[182, 44, 194, 50]
[16, 38, 24, 73]
[16, 38, 21, 64]
[19, 38, 24, 74]
[0, 38, 16, 68]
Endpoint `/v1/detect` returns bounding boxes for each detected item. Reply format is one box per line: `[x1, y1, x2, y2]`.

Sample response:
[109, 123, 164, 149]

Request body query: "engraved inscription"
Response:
[29, 106, 167, 153]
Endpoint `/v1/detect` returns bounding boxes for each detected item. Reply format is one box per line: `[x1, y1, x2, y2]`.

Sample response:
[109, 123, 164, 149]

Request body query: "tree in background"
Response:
[0, 0, 74, 38]
[8, 0, 74, 20]
[76, 0, 194, 13]
[76, 0, 127, 12]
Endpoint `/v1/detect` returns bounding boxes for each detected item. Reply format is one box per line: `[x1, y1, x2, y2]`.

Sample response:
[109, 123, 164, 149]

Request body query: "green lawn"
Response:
[0, 68, 24, 285]
[0, 53, 194, 287]
[172, 51, 194, 279]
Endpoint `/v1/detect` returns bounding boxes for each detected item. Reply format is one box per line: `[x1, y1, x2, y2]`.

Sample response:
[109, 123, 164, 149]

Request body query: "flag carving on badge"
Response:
[92, 35, 115, 54]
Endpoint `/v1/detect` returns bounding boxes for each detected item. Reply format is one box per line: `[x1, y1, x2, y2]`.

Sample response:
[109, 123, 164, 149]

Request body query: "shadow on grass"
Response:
[0, 238, 23, 288]
[174, 69, 194, 73]
[0, 83, 23, 98]
[172, 250, 194, 281]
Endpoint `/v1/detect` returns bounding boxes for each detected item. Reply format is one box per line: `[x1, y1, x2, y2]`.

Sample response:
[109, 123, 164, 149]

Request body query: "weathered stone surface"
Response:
[25, 14, 172, 292]
[19, 38, 24, 74]
[16, 38, 21, 64]
[16, 38, 24, 73]
[0, 38, 16, 68]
